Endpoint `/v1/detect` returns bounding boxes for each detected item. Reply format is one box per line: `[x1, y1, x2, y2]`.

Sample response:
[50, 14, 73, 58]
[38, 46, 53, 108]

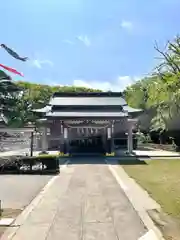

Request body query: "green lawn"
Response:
[122, 159, 180, 219]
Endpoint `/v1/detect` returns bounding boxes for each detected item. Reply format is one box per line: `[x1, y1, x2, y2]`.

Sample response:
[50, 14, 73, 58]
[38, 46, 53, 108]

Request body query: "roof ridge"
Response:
[53, 92, 123, 97]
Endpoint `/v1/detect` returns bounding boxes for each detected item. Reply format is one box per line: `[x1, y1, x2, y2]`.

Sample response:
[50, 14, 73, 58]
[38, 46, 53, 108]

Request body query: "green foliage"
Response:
[6, 81, 101, 127]
[125, 35, 180, 133]
[136, 131, 151, 144]
[0, 71, 21, 122]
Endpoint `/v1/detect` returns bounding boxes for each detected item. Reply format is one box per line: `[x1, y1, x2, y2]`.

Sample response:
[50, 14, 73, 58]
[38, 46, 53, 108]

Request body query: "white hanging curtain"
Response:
[61, 124, 63, 134]
[107, 128, 111, 139]
[64, 128, 68, 139]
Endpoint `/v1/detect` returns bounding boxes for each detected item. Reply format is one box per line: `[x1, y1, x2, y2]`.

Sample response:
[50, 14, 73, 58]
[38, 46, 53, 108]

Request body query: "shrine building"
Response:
[34, 92, 142, 155]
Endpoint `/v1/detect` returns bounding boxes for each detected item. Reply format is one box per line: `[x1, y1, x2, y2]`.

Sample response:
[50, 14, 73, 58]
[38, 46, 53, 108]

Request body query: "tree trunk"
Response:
[159, 132, 163, 145]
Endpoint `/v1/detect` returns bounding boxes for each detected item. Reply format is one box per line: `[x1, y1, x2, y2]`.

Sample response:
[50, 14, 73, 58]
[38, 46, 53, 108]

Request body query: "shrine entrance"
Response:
[64, 120, 109, 155]
[69, 135, 104, 154]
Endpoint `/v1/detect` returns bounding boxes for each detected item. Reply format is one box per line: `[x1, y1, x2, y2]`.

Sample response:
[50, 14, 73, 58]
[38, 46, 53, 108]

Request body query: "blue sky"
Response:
[1, 0, 180, 91]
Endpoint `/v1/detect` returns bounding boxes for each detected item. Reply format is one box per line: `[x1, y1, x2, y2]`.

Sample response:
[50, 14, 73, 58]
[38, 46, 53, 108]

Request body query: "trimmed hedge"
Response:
[0, 155, 60, 174]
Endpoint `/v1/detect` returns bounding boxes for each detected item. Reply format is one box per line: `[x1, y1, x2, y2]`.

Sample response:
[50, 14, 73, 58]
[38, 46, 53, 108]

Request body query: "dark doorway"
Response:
[69, 135, 105, 155]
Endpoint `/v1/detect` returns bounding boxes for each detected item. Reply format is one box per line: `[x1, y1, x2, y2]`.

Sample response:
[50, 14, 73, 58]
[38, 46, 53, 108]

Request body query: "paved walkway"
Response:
[0, 175, 52, 209]
[3, 159, 147, 240]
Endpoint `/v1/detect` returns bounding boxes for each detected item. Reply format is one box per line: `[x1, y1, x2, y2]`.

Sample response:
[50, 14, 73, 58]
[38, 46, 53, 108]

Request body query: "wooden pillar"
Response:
[127, 127, 133, 154]
[30, 132, 34, 157]
[107, 126, 112, 153]
[127, 119, 137, 154]
[102, 127, 107, 152]
[35, 132, 41, 150]
[111, 121, 114, 152]
[60, 121, 63, 152]
[42, 125, 48, 153]
[63, 127, 69, 154]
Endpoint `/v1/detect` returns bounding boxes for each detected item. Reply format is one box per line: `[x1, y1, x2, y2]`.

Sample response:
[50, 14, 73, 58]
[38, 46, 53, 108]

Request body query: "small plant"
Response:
[59, 152, 70, 157]
[105, 152, 115, 156]
[170, 137, 180, 151]
[136, 131, 151, 144]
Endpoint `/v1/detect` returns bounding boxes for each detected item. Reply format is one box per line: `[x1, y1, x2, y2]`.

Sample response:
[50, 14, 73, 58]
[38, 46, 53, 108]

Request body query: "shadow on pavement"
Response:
[68, 156, 108, 165]
[118, 158, 147, 165]
[67, 156, 147, 165]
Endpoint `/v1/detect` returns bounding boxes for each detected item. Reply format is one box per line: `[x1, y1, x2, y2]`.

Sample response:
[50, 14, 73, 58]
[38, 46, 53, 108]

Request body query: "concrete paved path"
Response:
[0, 175, 52, 209]
[3, 158, 147, 240]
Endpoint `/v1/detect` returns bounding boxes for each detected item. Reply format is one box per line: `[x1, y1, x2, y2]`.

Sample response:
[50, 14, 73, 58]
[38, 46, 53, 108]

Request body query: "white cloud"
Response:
[72, 76, 139, 92]
[32, 59, 54, 69]
[77, 35, 91, 47]
[120, 20, 133, 31]
[63, 40, 75, 45]
[43, 76, 140, 91]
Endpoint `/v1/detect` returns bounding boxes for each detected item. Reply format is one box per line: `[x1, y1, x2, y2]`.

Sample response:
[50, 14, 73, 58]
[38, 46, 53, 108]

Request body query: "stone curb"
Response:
[1, 160, 69, 240]
[107, 162, 165, 240]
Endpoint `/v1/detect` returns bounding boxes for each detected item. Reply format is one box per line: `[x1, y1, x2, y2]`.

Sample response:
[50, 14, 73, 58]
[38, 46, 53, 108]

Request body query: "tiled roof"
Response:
[123, 105, 142, 113]
[49, 97, 127, 106]
[46, 111, 128, 118]
[53, 92, 123, 97]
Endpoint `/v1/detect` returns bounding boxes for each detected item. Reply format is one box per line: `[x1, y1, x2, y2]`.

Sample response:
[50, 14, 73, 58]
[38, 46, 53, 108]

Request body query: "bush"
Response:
[40, 156, 59, 170]
[136, 132, 151, 144]
[0, 155, 59, 174]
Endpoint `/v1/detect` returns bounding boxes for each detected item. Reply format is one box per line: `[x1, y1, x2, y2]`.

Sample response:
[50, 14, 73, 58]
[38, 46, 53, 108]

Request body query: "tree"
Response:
[0, 70, 21, 119]
[0, 43, 28, 124]
[6, 81, 101, 127]
[150, 36, 180, 133]
[124, 35, 180, 144]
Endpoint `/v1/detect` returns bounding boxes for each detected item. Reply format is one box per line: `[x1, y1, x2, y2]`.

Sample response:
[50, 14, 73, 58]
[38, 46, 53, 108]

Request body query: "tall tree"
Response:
[0, 71, 21, 119]
[150, 36, 180, 132]
[125, 35, 180, 137]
